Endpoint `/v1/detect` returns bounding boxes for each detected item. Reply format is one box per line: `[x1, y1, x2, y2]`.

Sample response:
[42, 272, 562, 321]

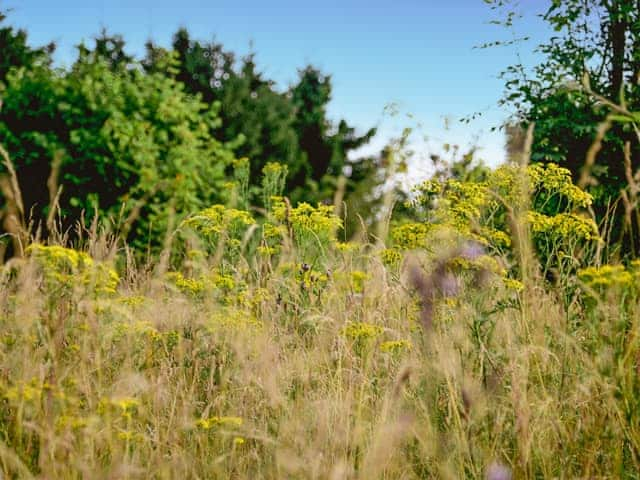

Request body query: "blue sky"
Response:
[4, 0, 551, 178]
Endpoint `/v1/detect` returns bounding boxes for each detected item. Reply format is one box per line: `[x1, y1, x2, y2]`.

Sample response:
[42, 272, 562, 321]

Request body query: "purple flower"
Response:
[485, 462, 512, 480]
[460, 241, 485, 261]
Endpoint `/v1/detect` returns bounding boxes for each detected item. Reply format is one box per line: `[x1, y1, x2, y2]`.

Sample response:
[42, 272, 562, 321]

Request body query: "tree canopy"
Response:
[493, 0, 640, 253]
[0, 30, 235, 250]
[0, 14, 380, 255]
[145, 29, 376, 204]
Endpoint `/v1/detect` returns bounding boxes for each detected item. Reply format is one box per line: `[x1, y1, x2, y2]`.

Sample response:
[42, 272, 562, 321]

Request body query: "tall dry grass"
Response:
[0, 214, 638, 479]
[0, 127, 639, 479]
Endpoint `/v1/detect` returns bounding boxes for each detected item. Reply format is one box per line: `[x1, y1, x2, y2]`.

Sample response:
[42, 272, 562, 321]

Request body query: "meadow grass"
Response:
[0, 212, 639, 479]
[0, 143, 639, 479]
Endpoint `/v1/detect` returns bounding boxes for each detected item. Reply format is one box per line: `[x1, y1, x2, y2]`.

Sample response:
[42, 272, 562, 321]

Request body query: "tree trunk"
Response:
[608, 0, 628, 100]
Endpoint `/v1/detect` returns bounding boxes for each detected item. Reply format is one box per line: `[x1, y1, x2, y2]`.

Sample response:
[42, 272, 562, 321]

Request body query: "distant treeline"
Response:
[0, 10, 391, 253]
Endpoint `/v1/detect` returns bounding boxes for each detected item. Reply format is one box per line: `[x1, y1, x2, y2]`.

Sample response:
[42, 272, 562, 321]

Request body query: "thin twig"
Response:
[579, 118, 612, 190]
[0, 143, 24, 220]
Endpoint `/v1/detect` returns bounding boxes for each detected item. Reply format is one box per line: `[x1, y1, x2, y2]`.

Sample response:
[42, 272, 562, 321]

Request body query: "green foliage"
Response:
[231, 157, 251, 211]
[261, 162, 288, 213]
[0, 10, 54, 83]
[0, 14, 382, 251]
[182, 204, 255, 264]
[146, 29, 303, 188]
[145, 30, 375, 206]
[289, 67, 376, 201]
[0, 40, 235, 249]
[429, 143, 491, 184]
[491, 0, 640, 254]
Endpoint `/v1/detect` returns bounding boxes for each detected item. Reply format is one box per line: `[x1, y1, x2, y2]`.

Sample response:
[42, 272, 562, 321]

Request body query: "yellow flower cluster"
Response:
[114, 320, 164, 343]
[55, 415, 89, 431]
[284, 202, 341, 232]
[488, 163, 593, 210]
[165, 270, 240, 300]
[117, 295, 147, 308]
[379, 339, 412, 354]
[166, 271, 206, 297]
[262, 222, 287, 239]
[184, 204, 255, 237]
[196, 416, 243, 430]
[380, 248, 403, 268]
[183, 204, 255, 258]
[442, 180, 489, 229]
[502, 277, 525, 292]
[350, 271, 369, 294]
[391, 222, 430, 251]
[528, 212, 599, 241]
[341, 322, 383, 341]
[407, 162, 599, 275]
[528, 163, 593, 208]
[3, 380, 43, 404]
[334, 241, 360, 254]
[98, 397, 141, 418]
[297, 266, 329, 290]
[479, 227, 512, 249]
[27, 244, 119, 295]
[450, 254, 506, 277]
[210, 309, 262, 332]
[272, 200, 342, 262]
[262, 162, 286, 177]
[578, 264, 636, 289]
[332, 270, 369, 293]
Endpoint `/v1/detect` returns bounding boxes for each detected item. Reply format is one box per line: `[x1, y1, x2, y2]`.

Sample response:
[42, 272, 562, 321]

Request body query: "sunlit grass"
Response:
[0, 203, 638, 478]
